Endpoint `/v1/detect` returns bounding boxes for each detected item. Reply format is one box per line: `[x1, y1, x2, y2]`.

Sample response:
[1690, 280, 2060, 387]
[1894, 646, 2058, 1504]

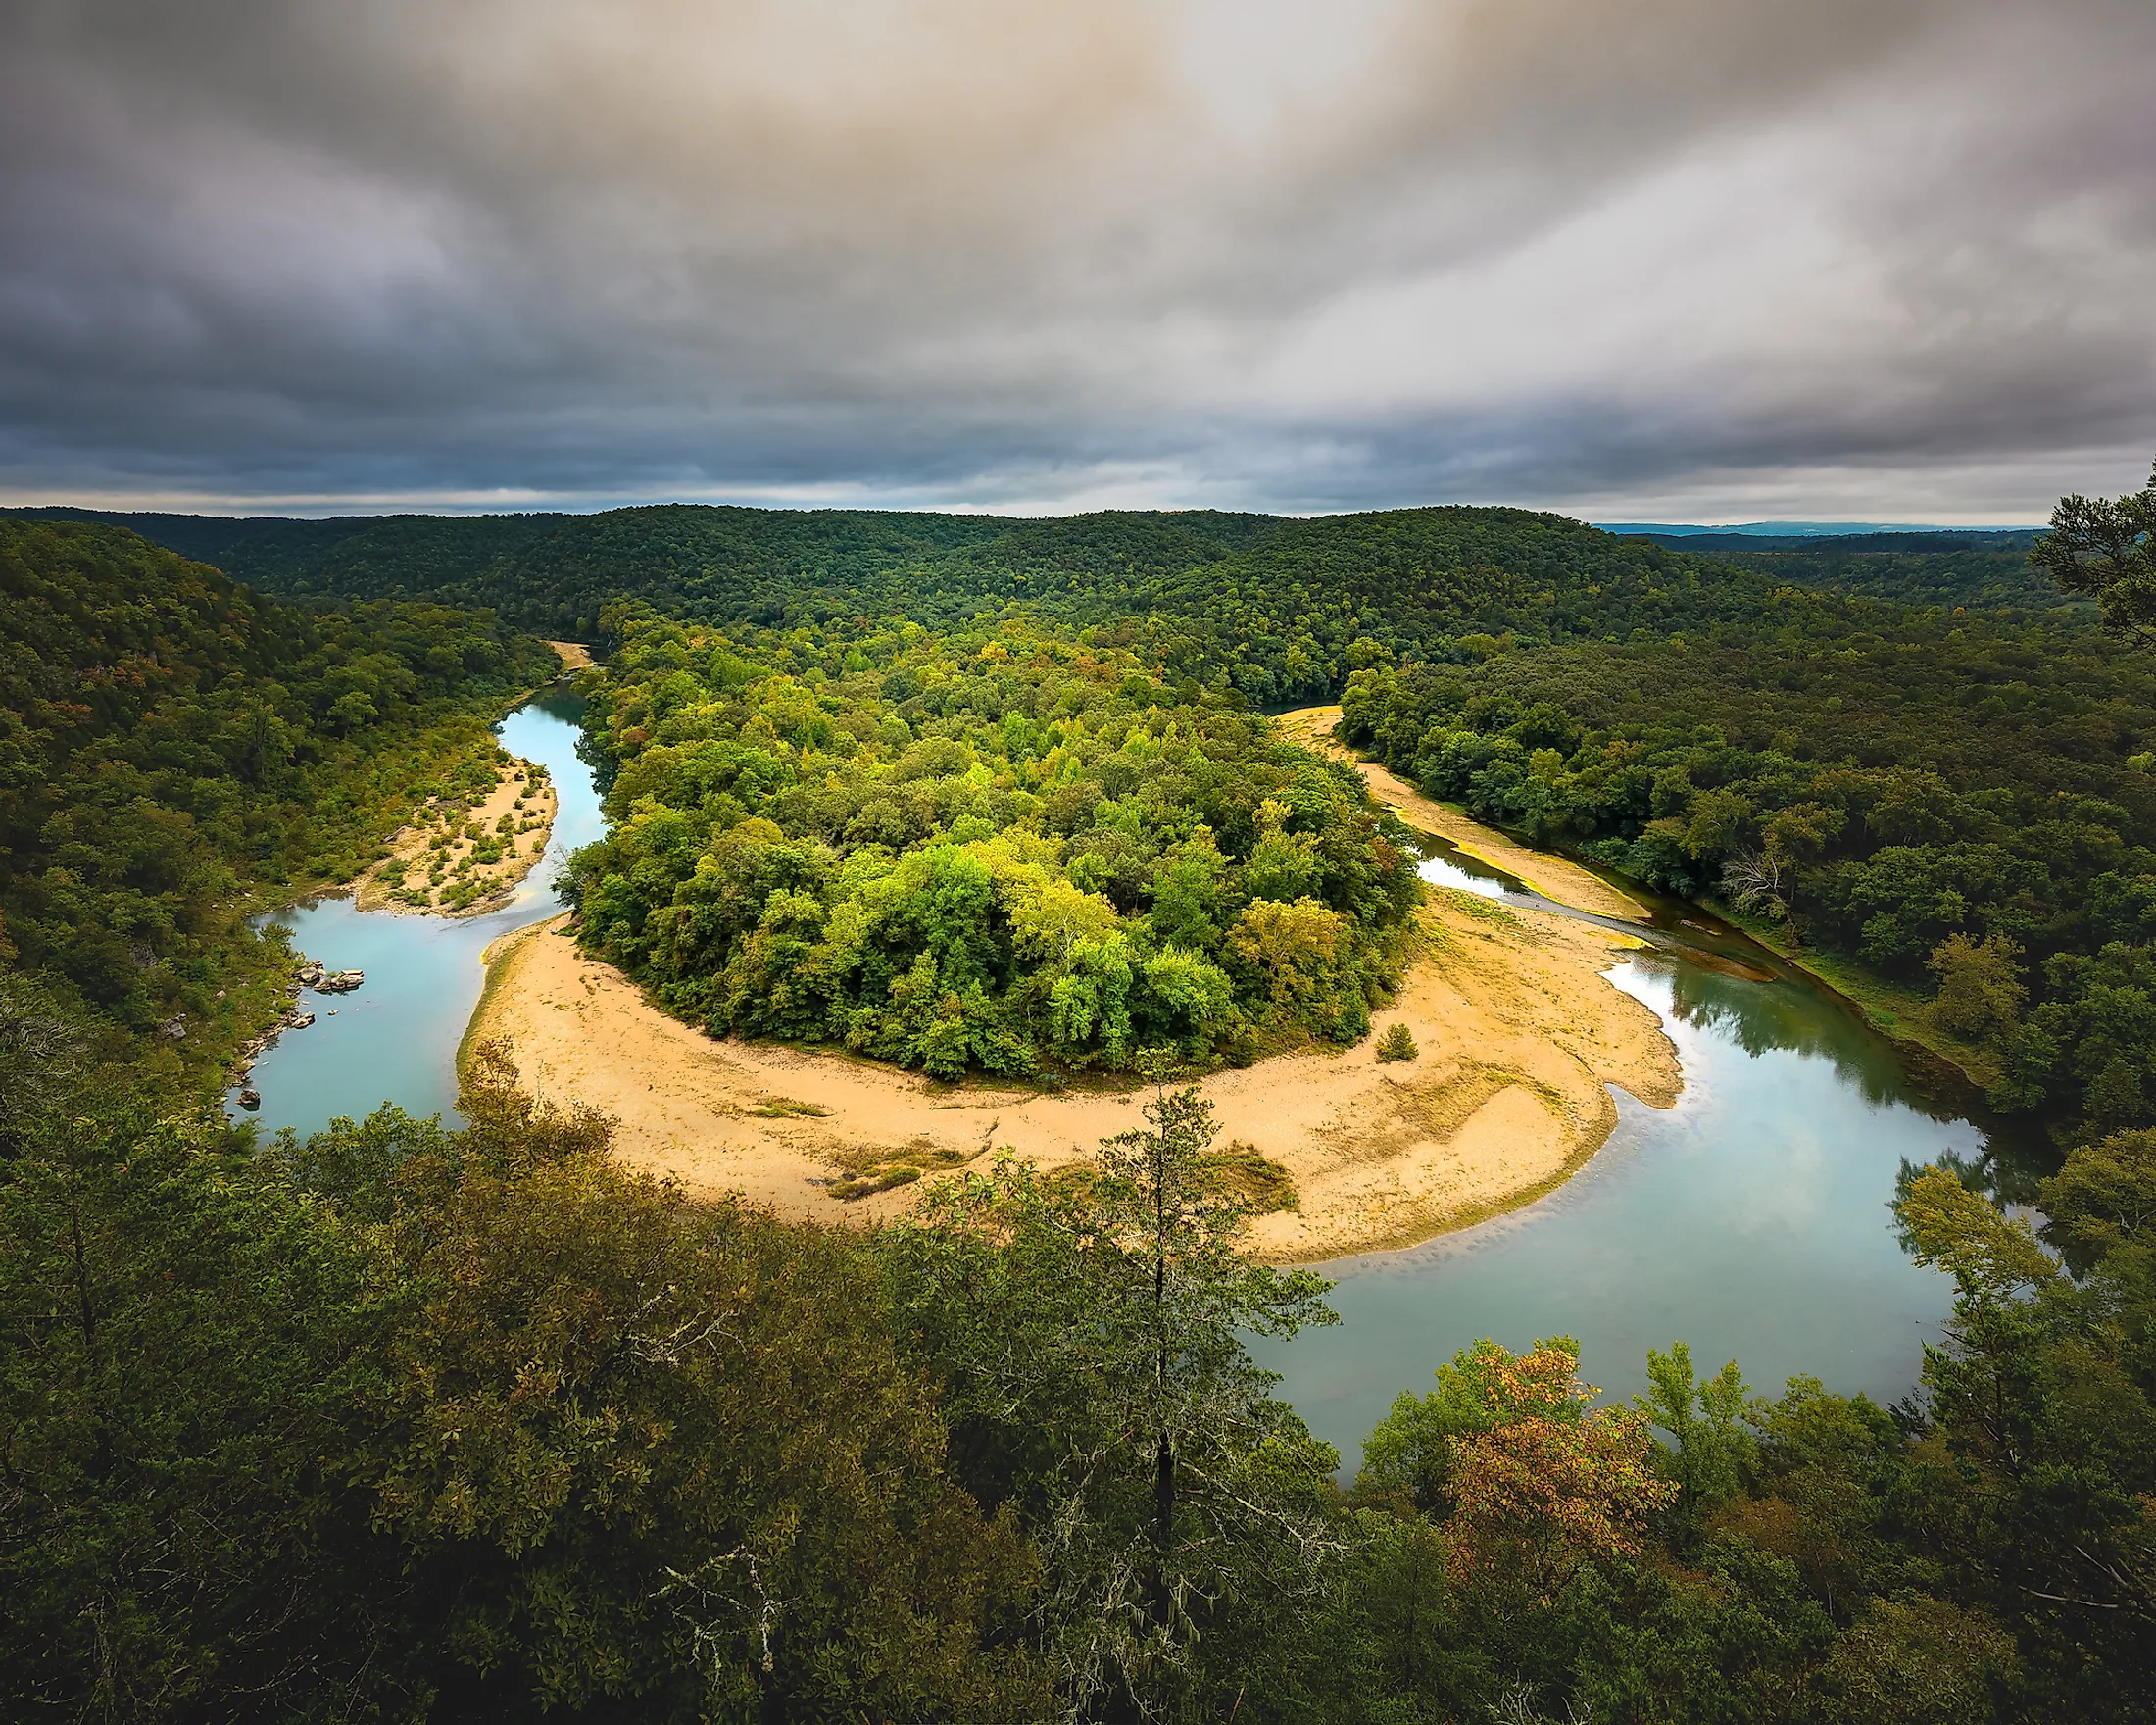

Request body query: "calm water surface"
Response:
[1251, 845, 1981, 1471]
[237, 701, 1983, 1464]
[228, 687, 604, 1137]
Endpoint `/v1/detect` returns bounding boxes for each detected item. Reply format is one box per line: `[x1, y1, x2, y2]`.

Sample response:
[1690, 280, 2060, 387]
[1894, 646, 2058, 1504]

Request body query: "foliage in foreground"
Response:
[5, 981, 2153, 1721]
[1, 1040, 1051, 1722]
[564, 608, 1417, 1077]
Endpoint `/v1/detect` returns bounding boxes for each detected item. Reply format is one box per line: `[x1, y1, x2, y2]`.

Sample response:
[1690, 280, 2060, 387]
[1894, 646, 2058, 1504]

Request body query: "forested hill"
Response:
[0, 518, 557, 1077]
[1624, 529, 2072, 616]
[10, 501, 1851, 704]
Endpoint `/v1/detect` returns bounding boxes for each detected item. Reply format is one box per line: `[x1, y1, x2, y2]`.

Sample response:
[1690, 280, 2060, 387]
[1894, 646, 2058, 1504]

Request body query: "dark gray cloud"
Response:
[1, 0, 2150, 518]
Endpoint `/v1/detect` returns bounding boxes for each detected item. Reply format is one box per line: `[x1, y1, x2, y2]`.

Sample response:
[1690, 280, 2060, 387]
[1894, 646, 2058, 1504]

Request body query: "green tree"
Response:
[2031, 456, 2156, 641]
[1635, 1341, 1753, 1535]
[1929, 931, 2027, 1044]
[882, 1084, 1339, 1717]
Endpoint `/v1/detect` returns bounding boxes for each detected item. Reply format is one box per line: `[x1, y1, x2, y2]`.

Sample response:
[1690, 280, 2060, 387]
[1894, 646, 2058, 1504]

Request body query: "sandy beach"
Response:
[1275, 705, 1654, 923]
[466, 882, 1678, 1260]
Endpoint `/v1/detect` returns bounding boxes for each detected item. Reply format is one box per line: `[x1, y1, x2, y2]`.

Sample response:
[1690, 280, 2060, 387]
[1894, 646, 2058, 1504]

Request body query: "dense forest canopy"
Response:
[5, 1040, 2151, 1721]
[0, 519, 557, 1076]
[565, 606, 1417, 1077]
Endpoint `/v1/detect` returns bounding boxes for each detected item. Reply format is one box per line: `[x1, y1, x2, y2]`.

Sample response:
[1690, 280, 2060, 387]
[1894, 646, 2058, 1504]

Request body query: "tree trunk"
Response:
[1152, 1425, 1174, 1627]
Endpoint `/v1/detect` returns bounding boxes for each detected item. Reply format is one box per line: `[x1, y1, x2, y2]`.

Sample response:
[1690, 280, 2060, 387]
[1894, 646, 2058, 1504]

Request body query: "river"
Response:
[235, 689, 1986, 1472]
[227, 685, 605, 1137]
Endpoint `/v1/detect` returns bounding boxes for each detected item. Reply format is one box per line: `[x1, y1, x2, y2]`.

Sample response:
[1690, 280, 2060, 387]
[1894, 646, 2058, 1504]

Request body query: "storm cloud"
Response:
[2, 0, 2151, 518]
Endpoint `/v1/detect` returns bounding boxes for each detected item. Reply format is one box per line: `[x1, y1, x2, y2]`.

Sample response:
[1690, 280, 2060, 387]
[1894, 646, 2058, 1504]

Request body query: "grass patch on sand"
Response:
[1202, 1142, 1299, 1214]
[826, 1133, 983, 1201]
[1436, 888, 1522, 930]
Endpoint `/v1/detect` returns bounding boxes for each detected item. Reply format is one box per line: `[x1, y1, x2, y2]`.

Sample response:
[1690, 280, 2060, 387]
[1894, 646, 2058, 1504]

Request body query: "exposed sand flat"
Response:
[1275, 705, 1653, 923]
[356, 757, 558, 917]
[354, 644, 584, 916]
[466, 895, 1678, 1261]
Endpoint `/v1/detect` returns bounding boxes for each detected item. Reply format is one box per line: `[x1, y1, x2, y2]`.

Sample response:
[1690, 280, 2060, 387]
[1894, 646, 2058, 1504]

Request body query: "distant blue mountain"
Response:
[1594, 520, 2042, 537]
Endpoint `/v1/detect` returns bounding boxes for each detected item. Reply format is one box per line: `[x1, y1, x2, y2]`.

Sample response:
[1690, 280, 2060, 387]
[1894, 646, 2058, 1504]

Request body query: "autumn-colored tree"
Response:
[1359, 1338, 1675, 1603]
[1442, 1345, 1676, 1599]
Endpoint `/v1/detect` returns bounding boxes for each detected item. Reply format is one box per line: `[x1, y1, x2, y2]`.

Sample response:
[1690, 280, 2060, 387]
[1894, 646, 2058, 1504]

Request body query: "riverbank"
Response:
[1275, 707, 1997, 1103]
[354, 753, 559, 916]
[464, 889, 1678, 1260]
[1275, 706, 1654, 922]
[1713, 903, 1999, 1100]
[348, 646, 587, 918]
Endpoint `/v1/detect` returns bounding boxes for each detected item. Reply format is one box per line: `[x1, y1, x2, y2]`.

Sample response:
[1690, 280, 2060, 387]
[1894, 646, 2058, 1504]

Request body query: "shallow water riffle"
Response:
[1251, 951, 1976, 1474]
[227, 686, 606, 1139]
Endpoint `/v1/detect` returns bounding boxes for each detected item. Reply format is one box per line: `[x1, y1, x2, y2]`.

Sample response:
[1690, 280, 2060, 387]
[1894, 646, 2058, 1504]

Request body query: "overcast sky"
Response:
[2, 0, 2151, 521]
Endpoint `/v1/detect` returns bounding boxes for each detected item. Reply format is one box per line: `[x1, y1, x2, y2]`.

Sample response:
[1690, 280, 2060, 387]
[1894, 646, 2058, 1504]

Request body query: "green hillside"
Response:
[0, 518, 557, 1079]
[565, 607, 1417, 1079]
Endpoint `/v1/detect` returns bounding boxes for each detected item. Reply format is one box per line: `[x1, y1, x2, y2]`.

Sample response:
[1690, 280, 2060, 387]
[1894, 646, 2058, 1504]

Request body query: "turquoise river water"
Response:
[228, 686, 605, 1137]
[236, 690, 1986, 1471]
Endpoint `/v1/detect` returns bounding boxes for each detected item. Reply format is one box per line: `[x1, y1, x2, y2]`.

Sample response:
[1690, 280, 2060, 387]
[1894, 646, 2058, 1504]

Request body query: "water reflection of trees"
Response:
[1643, 953, 2062, 1211]
[1647, 956, 1922, 1110]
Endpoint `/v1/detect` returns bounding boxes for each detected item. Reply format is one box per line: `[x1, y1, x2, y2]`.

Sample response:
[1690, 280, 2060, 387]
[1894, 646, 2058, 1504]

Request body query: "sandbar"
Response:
[357, 756, 558, 916]
[466, 889, 1678, 1261]
[1275, 705, 1653, 923]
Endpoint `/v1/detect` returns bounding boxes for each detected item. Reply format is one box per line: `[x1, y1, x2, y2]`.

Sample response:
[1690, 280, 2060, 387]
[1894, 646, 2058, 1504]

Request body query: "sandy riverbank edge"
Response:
[352, 643, 590, 918]
[463, 761, 1681, 1259]
[1274, 706, 1656, 923]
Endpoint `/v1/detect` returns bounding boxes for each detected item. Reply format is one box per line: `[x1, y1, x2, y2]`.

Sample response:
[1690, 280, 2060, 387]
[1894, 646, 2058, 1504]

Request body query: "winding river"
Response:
[237, 687, 1990, 1469]
[227, 686, 605, 1137]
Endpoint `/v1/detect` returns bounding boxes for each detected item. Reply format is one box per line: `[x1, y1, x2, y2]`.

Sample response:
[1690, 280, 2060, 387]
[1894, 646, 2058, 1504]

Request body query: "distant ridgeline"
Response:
[1620, 529, 2071, 615]
[0, 518, 557, 1079]
[4, 503, 2083, 709]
